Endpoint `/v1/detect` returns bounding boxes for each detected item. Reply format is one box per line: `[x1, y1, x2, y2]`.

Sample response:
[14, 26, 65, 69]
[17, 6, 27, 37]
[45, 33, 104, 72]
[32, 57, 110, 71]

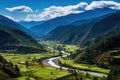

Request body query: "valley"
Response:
[0, 1, 120, 80]
[0, 51, 69, 80]
[0, 42, 109, 80]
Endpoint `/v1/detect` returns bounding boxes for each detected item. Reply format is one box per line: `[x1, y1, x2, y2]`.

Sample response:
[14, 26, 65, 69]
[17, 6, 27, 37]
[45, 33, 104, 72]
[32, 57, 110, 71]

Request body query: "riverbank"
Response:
[42, 51, 108, 77]
[59, 59, 109, 74]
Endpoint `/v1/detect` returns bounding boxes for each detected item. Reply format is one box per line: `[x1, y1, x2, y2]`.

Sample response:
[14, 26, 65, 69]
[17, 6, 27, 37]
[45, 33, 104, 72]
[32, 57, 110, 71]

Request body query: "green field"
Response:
[0, 41, 110, 80]
[39, 41, 80, 53]
[63, 45, 80, 53]
[40, 41, 109, 74]
[39, 41, 62, 47]
[1, 53, 56, 63]
[0, 52, 70, 80]
[16, 66, 70, 80]
[59, 59, 109, 74]
[56, 73, 103, 80]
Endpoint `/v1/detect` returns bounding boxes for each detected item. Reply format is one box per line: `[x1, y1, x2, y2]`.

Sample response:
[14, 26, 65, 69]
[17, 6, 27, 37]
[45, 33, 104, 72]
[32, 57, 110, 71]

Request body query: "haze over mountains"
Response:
[0, 1, 120, 49]
[31, 8, 118, 35]
[9, 1, 119, 38]
[18, 21, 45, 29]
[17, 1, 120, 36]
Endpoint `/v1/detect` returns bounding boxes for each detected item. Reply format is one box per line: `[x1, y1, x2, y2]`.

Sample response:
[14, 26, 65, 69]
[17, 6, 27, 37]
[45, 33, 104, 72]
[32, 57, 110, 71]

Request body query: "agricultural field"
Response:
[39, 41, 80, 53]
[0, 52, 70, 80]
[56, 73, 104, 80]
[63, 45, 80, 53]
[59, 58, 109, 74]
[0, 41, 110, 80]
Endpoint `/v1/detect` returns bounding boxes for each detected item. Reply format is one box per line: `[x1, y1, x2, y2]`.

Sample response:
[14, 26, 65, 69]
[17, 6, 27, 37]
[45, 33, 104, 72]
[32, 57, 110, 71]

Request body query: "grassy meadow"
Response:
[0, 41, 110, 80]
[59, 58, 109, 74]
[0, 52, 70, 80]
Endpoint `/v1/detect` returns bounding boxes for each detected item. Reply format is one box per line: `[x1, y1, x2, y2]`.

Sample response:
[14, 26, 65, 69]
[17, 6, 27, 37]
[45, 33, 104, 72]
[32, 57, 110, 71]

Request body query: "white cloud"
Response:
[6, 6, 33, 12]
[25, 2, 88, 21]
[25, 1, 120, 21]
[86, 1, 120, 10]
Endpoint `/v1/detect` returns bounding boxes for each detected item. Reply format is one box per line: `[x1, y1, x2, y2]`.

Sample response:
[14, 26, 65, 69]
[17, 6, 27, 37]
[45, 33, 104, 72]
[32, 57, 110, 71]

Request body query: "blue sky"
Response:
[0, 0, 120, 21]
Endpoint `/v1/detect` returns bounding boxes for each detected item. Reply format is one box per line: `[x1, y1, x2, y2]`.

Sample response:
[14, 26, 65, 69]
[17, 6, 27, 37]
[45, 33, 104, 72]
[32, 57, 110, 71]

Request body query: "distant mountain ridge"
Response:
[45, 11, 120, 47]
[31, 8, 118, 35]
[18, 21, 45, 29]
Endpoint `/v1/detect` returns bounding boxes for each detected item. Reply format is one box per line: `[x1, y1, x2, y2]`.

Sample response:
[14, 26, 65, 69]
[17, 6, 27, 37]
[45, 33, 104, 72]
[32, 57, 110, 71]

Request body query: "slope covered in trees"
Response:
[0, 25, 45, 53]
[0, 55, 20, 80]
[31, 8, 117, 35]
[45, 12, 120, 47]
[0, 14, 46, 53]
[76, 32, 120, 61]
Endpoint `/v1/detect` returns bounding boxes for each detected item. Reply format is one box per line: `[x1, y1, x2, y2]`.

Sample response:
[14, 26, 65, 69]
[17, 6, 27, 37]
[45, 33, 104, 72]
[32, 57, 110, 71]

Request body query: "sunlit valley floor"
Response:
[0, 1, 120, 80]
[0, 41, 109, 80]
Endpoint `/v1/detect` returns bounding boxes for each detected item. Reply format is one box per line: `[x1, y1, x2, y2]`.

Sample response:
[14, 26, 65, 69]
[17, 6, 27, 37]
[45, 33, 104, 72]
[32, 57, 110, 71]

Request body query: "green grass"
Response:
[1, 52, 58, 64]
[59, 59, 109, 74]
[56, 73, 103, 80]
[39, 41, 62, 47]
[15, 66, 69, 80]
[0, 52, 70, 80]
[39, 41, 80, 53]
[63, 45, 80, 53]
[32, 66, 69, 79]
[113, 56, 120, 58]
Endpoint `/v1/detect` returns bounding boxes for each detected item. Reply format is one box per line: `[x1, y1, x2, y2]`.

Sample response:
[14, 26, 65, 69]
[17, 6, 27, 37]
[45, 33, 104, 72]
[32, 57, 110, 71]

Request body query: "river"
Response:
[43, 47, 107, 77]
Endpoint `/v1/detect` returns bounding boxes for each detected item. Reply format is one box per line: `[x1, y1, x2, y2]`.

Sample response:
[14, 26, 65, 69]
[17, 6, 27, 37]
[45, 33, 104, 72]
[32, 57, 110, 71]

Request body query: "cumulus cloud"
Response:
[86, 1, 120, 10]
[6, 6, 33, 12]
[25, 1, 120, 21]
[25, 2, 88, 21]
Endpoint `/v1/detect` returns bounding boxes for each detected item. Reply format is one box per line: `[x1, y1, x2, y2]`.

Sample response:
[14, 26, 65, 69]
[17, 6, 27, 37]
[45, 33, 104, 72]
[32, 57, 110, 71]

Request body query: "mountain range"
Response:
[30, 8, 118, 35]
[0, 1, 120, 80]
[45, 11, 120, 47]
[18, 21, 45, 29]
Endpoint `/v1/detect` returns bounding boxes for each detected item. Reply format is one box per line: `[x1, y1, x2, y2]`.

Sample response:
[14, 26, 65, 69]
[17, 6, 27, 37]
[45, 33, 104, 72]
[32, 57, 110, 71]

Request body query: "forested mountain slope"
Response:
[45, 12, 120, 47]
[0, 14, 45, 53]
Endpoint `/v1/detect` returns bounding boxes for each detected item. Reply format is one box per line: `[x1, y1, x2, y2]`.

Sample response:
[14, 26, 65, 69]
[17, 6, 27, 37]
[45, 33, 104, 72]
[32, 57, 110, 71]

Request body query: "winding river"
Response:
[42, 48, 107, 77]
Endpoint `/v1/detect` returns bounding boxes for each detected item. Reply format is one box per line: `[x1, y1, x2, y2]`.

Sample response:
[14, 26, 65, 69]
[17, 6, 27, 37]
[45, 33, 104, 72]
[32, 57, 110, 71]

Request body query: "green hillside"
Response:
[45, 12, 120, 47]
[0, 25, 45, 53]
[75, 32, 120, 64]
[0, 55, 20, 80]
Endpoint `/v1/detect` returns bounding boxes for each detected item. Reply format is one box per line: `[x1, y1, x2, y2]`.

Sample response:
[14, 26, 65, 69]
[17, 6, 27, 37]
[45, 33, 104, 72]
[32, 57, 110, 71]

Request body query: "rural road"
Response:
[42, 48, 107, 77]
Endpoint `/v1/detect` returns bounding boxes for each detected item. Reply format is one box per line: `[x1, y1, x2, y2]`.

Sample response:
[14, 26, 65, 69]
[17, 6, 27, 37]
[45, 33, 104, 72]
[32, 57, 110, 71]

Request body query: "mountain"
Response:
[81, 11, 120, 46]
[0, 15, 27, 31]
[73, 27, 120, 80]
[44, 23, 92, 44]
[18, 21, 46, 39]
[45, 12, 120, 47]
[31, 8, 118, 35]
[0, 14, 45, 53]
[18, 21, 45, 29]
[74, 27, 120, 72]
[0, 14, 37, 39]
[1, 14, 44, 39]
[44, 16, 104, 43]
